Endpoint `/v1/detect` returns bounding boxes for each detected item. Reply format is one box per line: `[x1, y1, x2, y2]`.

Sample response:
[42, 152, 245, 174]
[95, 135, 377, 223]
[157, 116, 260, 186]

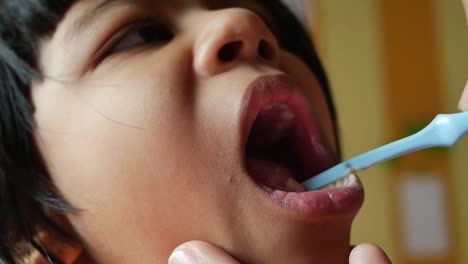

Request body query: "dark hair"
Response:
[0, 1, 77, 263]
[0, 1, 337, 263]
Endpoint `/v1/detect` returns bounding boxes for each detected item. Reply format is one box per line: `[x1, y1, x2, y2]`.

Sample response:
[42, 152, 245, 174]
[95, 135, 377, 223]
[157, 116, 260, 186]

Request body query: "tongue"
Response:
[247, 158, 305, 192]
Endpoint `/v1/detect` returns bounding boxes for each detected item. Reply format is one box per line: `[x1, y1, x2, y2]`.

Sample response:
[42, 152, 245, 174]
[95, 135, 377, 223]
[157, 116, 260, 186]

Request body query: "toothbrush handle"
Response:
[348, 112, 468, 171]
[303, 112, 468, 190]
[302, 130, 432, 190]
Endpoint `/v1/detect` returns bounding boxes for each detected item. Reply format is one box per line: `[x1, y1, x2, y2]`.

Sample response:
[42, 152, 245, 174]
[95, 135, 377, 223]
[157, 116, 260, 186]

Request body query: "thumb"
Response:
[168, 241, 240, 264]
[349, 243, 392, 264]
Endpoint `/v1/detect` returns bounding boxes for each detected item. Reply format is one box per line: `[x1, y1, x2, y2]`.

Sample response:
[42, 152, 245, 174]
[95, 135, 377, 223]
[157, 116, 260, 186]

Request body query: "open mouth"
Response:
[242, 75, 338, 193]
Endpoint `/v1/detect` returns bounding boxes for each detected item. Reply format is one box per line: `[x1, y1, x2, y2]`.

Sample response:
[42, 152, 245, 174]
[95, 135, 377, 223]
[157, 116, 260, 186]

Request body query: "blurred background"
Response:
[284, 0, 468, 263]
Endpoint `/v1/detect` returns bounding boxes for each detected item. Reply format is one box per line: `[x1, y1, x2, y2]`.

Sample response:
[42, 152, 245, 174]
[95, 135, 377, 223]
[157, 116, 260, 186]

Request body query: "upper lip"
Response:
[240, 74, 338, 183]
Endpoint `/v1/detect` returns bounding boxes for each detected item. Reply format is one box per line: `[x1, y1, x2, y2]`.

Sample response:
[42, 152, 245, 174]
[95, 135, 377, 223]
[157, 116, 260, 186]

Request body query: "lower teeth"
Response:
[280, 175, 305, 192]
[321, 173, 359, 189]
[261, 164, 305, 192]
[247, 159, 305, 192]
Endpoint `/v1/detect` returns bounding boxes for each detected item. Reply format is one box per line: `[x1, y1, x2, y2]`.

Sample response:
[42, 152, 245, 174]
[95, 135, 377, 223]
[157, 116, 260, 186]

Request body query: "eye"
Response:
[104, 20, 174, 56]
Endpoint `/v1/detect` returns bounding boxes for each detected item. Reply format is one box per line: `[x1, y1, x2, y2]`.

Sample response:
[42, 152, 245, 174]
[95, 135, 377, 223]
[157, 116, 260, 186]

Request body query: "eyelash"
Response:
[96, 8, 278, 64]
[99, 19, 174, 60]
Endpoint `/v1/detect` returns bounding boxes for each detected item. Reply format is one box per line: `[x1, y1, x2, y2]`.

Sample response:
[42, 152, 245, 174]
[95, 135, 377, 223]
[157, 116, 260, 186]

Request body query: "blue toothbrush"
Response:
[302, 112, 468, 190]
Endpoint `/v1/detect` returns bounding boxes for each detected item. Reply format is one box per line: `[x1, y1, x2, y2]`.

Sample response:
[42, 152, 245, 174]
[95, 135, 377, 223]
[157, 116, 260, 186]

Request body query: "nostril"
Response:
[258, 39, 275, 61]
[218, 41, 243, 62]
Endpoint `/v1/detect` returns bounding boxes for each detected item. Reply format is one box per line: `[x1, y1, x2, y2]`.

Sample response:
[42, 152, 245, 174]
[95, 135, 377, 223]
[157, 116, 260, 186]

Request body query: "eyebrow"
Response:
[69, 0, 133, 38]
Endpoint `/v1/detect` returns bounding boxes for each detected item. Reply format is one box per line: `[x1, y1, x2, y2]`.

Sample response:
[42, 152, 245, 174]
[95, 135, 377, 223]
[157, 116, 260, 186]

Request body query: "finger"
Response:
[168, 240, 240, 264]
[349, 243, 392, 264]
[459, 81, 468, 111]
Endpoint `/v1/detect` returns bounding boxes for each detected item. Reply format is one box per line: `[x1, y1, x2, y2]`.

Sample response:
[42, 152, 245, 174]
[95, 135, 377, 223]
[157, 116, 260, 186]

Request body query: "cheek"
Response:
[32, 71, 202, 252]
[33, 70, 188, 199]
[34, 102, 206, 262]
[32, 63, 241, 260]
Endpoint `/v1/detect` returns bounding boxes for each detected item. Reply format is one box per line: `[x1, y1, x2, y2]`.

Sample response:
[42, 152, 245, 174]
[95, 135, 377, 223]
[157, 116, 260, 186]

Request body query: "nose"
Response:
[193, 8, 280, 77]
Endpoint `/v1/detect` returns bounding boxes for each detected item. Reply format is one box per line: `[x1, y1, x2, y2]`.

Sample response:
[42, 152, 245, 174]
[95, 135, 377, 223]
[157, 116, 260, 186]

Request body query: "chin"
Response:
[227, 219, 354, 264]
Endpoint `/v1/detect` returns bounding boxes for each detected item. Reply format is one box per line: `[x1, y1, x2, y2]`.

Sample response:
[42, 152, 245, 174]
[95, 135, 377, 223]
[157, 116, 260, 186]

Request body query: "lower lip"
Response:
[258, 182, 364, 218]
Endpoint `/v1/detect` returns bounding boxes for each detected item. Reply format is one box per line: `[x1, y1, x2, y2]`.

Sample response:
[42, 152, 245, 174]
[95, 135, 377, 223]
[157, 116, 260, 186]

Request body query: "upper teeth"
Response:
[260, 103, 295, 140]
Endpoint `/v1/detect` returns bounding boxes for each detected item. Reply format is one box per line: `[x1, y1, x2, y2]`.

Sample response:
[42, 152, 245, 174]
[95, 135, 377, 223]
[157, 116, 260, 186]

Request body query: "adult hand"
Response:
[459, 81, 468, 111]
[168, 241, 391, 264]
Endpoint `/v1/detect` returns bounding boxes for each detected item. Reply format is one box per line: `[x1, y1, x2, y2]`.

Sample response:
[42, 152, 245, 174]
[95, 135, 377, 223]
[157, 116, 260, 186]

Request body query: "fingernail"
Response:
[169, 250, 199, 264]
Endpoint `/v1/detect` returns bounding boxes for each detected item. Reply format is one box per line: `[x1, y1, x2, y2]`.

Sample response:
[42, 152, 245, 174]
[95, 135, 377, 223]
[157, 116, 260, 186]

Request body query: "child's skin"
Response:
[33, 0, 364, 262]
[459, 0, 468, 111]
[461, 81, 468, 110]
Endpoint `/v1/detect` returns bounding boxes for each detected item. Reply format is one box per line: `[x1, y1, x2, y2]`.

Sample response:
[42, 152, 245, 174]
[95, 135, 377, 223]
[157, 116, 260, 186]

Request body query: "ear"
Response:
[25, 230, 83, 264]
[24, 208, 85, 264]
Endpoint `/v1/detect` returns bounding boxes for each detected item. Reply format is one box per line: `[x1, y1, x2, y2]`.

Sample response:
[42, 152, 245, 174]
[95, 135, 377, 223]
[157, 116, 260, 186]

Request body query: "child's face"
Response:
[33, 0, 363, 262]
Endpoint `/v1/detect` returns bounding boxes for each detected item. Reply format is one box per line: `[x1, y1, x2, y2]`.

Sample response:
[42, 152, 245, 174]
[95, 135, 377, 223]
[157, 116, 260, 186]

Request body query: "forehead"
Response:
[70, 0, 272, 26]
[74, 0, 268, 11]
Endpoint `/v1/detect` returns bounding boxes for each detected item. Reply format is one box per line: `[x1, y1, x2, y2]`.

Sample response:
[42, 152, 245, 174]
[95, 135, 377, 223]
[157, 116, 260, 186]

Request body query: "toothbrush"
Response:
[302, 112, 468, 191]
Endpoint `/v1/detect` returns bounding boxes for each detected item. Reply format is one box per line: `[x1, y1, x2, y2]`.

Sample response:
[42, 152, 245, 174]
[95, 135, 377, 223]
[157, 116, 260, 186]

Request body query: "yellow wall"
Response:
[314, 1, 467, 263]
[315, 0, 397, 261]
